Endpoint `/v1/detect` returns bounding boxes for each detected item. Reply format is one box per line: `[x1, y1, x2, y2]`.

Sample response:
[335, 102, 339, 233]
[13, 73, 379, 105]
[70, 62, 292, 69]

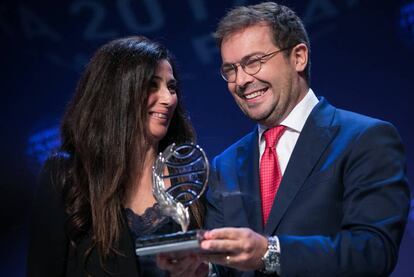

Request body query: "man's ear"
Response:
[291, 43, 308, 73]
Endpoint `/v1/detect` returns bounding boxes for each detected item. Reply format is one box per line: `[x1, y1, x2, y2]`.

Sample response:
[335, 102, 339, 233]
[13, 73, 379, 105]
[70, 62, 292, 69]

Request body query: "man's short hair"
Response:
[214, 2, 311, 84]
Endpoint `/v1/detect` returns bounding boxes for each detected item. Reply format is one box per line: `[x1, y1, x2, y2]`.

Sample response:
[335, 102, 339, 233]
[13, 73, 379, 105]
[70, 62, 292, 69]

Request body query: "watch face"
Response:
[270, 254, 278, 264]
[263, 237, 280, 273]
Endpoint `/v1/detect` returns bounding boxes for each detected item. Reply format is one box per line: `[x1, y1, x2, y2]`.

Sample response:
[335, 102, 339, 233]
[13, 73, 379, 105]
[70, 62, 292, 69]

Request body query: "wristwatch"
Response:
[260, 236, 281, 275]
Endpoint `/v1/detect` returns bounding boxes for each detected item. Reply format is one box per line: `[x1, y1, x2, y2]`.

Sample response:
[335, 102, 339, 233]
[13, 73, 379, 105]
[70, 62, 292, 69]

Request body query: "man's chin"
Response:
[243, 110, 269, 122]
[248, 112, 282, 127]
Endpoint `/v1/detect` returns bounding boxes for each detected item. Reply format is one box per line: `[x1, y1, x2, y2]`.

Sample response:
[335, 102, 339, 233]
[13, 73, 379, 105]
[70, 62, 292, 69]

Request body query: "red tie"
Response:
[260, 125, 286, 226]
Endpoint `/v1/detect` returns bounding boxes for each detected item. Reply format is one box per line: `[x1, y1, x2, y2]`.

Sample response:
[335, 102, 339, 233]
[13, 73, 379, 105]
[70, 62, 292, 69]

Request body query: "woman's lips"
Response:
[149, 112, 168, 119]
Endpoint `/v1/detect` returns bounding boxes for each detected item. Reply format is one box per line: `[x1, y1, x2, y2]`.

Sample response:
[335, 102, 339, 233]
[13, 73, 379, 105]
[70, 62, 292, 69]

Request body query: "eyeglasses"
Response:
[220, 47, 293, 83]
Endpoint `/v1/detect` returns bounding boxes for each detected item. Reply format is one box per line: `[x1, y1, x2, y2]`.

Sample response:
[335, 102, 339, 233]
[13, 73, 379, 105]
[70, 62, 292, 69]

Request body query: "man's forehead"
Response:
[220, 25, 275, 62]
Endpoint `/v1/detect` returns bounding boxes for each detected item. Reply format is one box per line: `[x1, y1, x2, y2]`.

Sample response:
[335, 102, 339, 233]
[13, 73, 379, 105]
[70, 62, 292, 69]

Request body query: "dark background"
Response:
[1, 0, 413, 276]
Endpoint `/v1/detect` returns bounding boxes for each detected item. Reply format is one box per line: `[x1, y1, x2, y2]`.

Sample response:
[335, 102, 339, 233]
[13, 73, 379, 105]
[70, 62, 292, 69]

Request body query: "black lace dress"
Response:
[125, 204, 181, 276]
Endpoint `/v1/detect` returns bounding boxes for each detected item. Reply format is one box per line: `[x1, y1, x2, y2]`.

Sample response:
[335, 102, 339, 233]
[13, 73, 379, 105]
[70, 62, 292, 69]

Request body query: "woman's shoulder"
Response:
[27, 153, 73, 277]
[37, 152, 72, 200]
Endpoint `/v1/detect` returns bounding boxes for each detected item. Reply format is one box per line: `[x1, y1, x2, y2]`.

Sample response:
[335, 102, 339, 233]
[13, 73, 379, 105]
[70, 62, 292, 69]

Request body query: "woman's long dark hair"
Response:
[54, 36, 200, 263]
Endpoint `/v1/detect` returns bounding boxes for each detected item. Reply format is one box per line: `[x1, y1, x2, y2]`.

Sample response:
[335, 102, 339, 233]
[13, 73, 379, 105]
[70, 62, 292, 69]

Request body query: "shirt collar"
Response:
[258, 88, 319, 139]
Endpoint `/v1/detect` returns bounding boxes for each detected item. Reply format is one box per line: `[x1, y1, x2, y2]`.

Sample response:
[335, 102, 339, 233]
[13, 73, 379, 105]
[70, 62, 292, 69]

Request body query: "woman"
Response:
[27, 36, 206, 276]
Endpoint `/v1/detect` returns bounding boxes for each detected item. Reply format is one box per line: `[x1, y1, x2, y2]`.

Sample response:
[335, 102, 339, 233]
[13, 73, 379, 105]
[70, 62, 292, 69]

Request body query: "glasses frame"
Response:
[220, 46, 294, 83]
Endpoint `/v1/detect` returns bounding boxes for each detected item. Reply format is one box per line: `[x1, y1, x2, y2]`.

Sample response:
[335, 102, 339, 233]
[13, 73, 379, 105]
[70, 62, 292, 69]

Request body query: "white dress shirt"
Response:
[258, 89, 319, 175]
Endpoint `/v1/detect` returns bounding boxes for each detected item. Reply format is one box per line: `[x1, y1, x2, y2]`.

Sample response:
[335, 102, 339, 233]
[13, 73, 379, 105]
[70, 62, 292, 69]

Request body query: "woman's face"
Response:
[146, 59, 178, 144]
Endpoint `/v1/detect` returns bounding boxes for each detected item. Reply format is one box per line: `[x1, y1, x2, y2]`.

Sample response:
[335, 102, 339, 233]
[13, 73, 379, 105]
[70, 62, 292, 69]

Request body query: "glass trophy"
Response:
[135, 143, 209, 256]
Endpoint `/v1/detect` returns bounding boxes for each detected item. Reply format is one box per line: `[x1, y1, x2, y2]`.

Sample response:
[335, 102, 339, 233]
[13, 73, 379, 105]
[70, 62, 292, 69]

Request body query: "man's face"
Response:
[220, 24, 307, 127]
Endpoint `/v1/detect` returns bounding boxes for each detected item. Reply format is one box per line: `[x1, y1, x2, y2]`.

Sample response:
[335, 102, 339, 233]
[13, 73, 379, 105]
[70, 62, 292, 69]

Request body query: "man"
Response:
[200, 2, 410, 276]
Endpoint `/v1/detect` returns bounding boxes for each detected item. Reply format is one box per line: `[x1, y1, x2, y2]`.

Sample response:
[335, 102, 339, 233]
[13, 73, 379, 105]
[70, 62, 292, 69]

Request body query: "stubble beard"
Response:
[238, 100, 282, 126]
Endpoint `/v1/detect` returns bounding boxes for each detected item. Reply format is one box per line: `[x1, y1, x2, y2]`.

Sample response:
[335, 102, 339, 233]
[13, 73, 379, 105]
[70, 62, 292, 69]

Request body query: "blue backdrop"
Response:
[1, 0, 413, 276]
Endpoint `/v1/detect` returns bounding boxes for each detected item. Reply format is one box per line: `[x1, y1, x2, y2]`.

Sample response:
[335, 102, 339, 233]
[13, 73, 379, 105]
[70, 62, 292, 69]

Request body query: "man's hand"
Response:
[156, 251, 208, 277]
[200, 227, 268, 271]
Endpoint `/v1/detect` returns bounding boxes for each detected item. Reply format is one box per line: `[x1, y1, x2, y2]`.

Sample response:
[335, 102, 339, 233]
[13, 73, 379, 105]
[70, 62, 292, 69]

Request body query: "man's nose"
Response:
[234, 65, 254, 87]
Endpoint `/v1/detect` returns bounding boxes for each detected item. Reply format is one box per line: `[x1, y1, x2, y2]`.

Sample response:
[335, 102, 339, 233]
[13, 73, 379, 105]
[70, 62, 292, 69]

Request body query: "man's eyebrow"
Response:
[222, 51, 267, 66]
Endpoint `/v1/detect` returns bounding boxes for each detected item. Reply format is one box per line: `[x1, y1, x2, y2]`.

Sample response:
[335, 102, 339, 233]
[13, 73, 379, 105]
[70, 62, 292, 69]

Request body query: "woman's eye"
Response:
[149, 81, 159, 91]
[168, 86, 177, 94]
[168, 82, 177, 94]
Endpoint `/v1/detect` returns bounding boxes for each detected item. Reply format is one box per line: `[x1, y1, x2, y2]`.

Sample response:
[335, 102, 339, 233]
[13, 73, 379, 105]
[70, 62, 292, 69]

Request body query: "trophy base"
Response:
[135, 229, 205, 256]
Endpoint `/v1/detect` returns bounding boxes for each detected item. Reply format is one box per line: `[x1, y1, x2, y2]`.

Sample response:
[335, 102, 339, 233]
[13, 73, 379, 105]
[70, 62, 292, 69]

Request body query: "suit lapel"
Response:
[264, 98, 339, 235]
[236, 129, 264, 233]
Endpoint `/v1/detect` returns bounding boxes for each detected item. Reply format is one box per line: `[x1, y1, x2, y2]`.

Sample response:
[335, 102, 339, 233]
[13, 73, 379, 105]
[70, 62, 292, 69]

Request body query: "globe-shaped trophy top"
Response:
[152, 143, 209, 206]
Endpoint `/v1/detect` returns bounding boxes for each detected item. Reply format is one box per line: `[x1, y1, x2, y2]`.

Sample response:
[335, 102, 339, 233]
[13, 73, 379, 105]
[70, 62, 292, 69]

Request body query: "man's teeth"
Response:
[244, 89, 266, 99]
[151, 112, 167, 119]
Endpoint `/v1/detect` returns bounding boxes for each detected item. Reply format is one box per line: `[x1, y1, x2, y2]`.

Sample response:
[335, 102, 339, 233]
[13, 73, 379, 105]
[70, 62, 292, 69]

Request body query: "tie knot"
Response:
[264, 125, 286, 149]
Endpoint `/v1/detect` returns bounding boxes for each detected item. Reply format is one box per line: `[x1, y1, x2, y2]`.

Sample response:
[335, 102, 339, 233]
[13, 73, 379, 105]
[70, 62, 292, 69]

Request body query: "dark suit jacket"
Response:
[205, 98, 410, 276]
[27, 162, 141, 277]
